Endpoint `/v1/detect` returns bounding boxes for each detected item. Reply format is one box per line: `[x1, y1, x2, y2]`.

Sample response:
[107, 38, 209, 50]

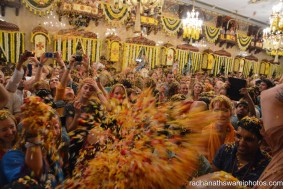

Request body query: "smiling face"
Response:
[212, 101, 232, 127]
[235, 127, 260, 156]
[0, 117, 17, 145]
[193, 83, 203, 95]
[180, 83, 189, 95]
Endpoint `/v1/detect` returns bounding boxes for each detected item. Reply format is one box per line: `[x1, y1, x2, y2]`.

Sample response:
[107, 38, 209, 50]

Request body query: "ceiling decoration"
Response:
[22, 0, 54, 16]
[262, 0, 283, 62]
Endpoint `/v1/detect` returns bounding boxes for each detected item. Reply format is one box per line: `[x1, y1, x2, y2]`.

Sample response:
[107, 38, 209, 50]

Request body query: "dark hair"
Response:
[236, 100, 249, 108]
[238, 116, 262, 140]
[260, 79, 274, 89]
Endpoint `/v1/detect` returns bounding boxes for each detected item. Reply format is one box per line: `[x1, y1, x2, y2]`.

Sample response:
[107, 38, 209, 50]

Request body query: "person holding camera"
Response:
[64, 53, 111, 175]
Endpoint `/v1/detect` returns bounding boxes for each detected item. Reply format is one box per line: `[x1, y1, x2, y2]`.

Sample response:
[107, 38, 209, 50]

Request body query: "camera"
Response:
[75, 55, 83, 62]
[26, 51, 35, 57]
[45, 52, 56, 58]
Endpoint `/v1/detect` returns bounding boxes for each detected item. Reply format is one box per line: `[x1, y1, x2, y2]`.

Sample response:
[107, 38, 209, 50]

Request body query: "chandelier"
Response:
[262, 0, 283, 62]
[182, 4, 203, 41]
[43, 11, 66, 33]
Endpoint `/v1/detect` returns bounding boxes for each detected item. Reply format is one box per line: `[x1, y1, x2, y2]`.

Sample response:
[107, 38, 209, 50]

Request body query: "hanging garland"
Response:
[213, 55, 233, 76]
[122, 43, 160, 70]
[161, 16, 182, 36]
[236, 34, 252, 51]
[0, 30, 25, 64]
[102, 3, 129, 27]
[22, 0, 54, 16]
[183, 27, 201, 40]
[204, 26, 221, 43]
[54, 35, 101, 63]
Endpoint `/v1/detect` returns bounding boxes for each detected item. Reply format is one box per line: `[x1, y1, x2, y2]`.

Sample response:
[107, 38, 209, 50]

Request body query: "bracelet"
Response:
[97, 91, 103, 95]
[25, 141, 43, 148]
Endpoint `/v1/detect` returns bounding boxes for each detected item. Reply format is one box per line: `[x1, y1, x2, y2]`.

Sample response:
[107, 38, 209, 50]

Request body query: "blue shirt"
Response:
[213, 143, 270, 186]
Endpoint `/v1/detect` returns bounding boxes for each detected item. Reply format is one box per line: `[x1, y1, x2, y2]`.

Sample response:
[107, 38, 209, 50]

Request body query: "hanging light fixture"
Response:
[182, 0, 203, 41]
[263, 0, 283, 63]
[43, 11, 66, 33]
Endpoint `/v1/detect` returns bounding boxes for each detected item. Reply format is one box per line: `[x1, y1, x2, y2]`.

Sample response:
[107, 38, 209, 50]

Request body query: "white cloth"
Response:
[5, 92, 22, 114]
[5, 68, 24, 93]
[93, 62, 105, 70]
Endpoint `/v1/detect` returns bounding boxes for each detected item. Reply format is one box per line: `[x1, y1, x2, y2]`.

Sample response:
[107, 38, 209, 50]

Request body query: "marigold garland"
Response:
[236, 34, 252, 51]
[102, 3, 129, 26]
[22, 0, 54, 16]
[58, 89, 217, 189]
[204, 26, 221, 43]
[161, 16, 182, 36]
[0, 31, 24, 64]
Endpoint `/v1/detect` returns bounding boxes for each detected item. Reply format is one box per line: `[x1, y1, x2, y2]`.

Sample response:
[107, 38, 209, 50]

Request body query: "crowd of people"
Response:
[0, 50, 283, 188]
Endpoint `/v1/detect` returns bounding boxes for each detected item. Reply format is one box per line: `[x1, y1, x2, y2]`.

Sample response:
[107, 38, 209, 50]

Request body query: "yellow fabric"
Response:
[202, 123, 235, 163]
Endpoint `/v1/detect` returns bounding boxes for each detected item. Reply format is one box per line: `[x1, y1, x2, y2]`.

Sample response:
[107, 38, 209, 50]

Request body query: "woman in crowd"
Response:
[109, 83, 128, 105]
[1, 97, 63, 188]
[202, 95, 235, 162]
[0, 110, 17, 159]
[190, 82, 204, 101]
[64, 75, 110, 174]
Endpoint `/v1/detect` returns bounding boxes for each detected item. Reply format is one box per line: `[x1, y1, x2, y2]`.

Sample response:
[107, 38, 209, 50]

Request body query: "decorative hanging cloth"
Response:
[176, 44, 201, 73]
[0, 30, 25, 64]
[102, 3, 129, 27]
[213, 49, 232, 76]
[204, 26, 221, 43]
[259, 60, 272, 76]
[236, 34, 252, 51]
[161, 16, 182, 36]
[22, 0, 54, 16]
[54, 29, 100, 63]
[242, 54, 258, 77]
[122, 43, 159, 70]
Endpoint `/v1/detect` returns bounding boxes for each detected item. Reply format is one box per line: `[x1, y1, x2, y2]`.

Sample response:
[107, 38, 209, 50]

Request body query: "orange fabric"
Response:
[255, 125, 283, 189]
[203, 123, 235, 163]
[54, 83, 66, 116]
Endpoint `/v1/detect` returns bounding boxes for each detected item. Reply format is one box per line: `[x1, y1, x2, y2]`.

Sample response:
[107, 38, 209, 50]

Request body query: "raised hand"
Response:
[73, 100, 82, 115]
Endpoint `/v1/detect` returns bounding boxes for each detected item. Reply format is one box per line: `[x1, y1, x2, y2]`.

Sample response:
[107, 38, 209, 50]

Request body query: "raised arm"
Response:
[24, 53, 48, 90]
[25, 136, 43, 177]
[261, 83, 283, 130]
[240, 88, 256, 117]
[54, 55, 75, 101]
[6, 51, 27, 92]
[0, 84, 9, 109]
